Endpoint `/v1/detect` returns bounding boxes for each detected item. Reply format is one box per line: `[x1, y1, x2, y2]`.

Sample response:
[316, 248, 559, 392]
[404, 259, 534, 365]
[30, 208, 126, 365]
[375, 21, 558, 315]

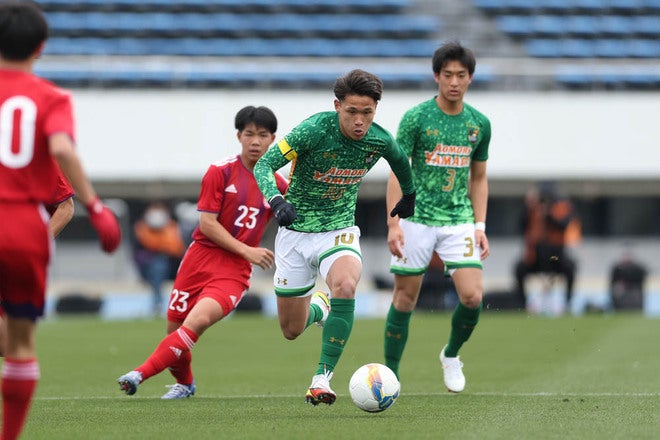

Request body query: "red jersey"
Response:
[193, 155, 288, 249]
[0, 69, 75, 203]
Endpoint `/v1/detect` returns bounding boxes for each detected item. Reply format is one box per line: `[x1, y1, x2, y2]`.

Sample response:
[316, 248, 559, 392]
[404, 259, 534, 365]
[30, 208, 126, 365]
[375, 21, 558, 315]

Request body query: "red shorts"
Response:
[166, 242, 251, 323]
[0, 203, 51, 320]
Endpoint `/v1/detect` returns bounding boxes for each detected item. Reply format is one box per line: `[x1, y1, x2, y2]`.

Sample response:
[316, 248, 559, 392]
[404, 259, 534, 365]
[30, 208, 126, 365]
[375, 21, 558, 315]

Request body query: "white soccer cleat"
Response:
[310, 290, 331, 327]
[440, 345, 465, 393]
[161, 381, 196, 399]
[305, 370, 336, 405]
[117, 370, 142, 396]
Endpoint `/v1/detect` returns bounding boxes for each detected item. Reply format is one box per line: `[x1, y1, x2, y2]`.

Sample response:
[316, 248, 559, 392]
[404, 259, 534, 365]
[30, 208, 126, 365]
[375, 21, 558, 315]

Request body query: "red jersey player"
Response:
[0, 1, 121, 438]
[118, 106, 288, 399]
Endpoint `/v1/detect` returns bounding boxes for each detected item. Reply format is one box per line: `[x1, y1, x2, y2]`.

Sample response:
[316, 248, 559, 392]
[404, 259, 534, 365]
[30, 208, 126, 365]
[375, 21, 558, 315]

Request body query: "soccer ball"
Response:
[348, 363, 400, 412]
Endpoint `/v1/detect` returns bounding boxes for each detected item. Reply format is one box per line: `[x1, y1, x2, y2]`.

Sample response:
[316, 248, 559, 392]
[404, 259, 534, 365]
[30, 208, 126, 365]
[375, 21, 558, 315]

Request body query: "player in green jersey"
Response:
[383, 41, 491, 393]
[254, 69, 416, 406]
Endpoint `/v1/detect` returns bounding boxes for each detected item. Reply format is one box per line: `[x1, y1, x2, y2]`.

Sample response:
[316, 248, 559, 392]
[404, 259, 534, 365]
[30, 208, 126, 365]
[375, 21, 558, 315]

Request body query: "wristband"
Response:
[474, 222, 486, 232]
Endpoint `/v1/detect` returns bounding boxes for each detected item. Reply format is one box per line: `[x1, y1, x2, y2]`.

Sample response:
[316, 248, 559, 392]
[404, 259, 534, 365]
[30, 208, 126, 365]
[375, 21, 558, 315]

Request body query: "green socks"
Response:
[383, 303, 412, 379]
[305, 302, 323, 328]
[445, 301, 482, 357]
[316, 298, 354, 374]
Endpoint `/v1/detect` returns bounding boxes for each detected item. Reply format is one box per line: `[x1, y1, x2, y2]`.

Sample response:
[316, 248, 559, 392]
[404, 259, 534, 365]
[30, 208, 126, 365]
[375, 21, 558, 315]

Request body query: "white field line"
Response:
[36, 391, 660, 400]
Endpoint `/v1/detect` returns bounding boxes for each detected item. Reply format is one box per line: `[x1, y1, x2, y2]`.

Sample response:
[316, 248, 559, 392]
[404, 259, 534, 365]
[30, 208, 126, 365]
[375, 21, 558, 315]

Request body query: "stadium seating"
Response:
[476, 0, 660, 88]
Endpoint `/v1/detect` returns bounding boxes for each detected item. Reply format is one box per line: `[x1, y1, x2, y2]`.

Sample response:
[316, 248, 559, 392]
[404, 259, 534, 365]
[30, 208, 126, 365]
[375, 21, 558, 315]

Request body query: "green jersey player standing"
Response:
[254, 69, 416, 406]
[384, 41, 491, 393]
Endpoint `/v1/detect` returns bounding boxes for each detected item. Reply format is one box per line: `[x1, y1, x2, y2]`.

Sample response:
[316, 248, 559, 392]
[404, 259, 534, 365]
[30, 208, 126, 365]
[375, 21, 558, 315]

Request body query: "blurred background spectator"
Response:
[132, 202, 186, 315]
[513, 182, 582, 312]
[609, 245, 648, 311]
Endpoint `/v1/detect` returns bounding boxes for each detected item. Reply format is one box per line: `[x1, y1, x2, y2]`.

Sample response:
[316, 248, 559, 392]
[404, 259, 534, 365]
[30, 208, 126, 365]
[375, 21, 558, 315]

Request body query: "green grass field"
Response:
[20, 311, 660, 439]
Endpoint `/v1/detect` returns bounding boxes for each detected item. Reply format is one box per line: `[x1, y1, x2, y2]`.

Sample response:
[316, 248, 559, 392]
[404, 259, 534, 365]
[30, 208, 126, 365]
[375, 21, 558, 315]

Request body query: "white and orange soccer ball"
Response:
[348, 363, 400, 412]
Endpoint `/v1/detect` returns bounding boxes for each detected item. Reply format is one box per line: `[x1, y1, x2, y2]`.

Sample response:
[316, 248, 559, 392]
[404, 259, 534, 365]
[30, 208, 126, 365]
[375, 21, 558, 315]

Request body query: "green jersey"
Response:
[398, 97, 491, 226]
[255, 111, 414, 232]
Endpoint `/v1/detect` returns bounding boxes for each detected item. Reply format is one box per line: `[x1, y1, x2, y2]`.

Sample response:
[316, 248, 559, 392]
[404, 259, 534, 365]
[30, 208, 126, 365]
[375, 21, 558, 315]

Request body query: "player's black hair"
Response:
[334, 69, 383, 103]
[432, 41, 476, 76]
[234, 106, 278, 133]
[0, 0, 48, 61]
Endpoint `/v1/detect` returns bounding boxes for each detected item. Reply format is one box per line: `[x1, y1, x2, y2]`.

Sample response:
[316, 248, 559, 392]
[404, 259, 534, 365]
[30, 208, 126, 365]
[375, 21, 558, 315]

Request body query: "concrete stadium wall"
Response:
[73, 90, 658, 184]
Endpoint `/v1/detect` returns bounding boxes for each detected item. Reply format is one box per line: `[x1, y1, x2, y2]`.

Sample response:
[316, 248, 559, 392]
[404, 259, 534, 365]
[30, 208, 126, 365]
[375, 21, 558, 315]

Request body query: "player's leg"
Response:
[384, 220, 435, 379]
[0, 207, 49, 439]
[384, 274, 423, 379]
[437, 224, 484, 393]
[306, 254, 361, 406]
[2, 317, 39, 440]
[273, 228, 320, 339]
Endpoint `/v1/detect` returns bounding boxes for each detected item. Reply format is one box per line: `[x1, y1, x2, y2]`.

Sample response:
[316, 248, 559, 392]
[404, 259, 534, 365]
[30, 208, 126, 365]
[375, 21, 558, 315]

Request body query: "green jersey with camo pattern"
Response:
[398, 97, 490, 226]
[254, 111, 415, 233]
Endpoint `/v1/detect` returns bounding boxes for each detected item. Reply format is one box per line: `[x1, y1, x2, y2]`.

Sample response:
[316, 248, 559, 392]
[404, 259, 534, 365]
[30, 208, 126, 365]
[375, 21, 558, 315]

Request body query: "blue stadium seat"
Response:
[599, 16, 633, 36]
[537, 0, 573, 13]
[627, 39, 660, 58]
[606, 0, 644, 14]
[561, 38, 596, 57]
[495, 16, 532, 37]
[571, 0, 605, 13]
[633, 16, 660, 37]
[525, 39, 561, 57]
[532, 15, 566, 36]
[593, 39, 630, 57]
[39, 0, 411, 13]
[43, 37, 439, 57]
[45, 12, 439, 38]
[565, 16, 600, 37]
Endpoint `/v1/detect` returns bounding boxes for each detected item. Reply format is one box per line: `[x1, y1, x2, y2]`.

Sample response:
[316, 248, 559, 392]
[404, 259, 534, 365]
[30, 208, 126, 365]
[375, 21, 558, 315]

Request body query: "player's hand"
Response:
[390, 192, 416, 218]
[387, 223, 405, 258]
[476, 230, 490, 260]
[269, 195, 297, 227]
[85, 197, 122, 253]
[245, 247, 275, 270]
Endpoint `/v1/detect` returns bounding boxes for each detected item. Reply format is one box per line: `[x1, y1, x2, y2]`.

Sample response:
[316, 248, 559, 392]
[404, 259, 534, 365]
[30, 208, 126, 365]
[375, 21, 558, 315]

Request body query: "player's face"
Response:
[434, 60, 473, 104]
[334, 94, 378, 141]
[237, 123, 276, 168]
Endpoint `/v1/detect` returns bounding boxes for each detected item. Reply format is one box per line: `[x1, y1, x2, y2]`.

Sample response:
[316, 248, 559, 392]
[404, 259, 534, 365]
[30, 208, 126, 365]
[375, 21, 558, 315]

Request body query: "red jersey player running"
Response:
[117, 106, 288, 399]
[0, 1, 121, 438]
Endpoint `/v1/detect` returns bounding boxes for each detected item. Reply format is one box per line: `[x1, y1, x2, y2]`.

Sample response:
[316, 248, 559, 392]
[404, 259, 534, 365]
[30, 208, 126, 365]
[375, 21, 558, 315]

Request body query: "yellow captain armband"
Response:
[277, 140, 298, 161]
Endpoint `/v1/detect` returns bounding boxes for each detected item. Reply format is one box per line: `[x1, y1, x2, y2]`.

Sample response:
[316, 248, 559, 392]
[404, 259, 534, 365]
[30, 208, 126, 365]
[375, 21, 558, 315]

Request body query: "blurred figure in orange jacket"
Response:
[133, 202, 186, 315]
[514, 182, 581, 307]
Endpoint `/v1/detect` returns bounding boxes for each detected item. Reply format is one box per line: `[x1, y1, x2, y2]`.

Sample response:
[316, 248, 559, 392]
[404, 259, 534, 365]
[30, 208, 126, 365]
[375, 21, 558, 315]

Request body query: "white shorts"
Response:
[273, 226, 362, 297]
[389, 220, 482, 276]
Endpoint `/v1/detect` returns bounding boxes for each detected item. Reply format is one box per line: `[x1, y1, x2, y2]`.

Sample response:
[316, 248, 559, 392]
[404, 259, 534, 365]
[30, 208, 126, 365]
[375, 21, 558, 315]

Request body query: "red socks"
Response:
[2, 358, 39, 440]
[136, 326, 198, 381]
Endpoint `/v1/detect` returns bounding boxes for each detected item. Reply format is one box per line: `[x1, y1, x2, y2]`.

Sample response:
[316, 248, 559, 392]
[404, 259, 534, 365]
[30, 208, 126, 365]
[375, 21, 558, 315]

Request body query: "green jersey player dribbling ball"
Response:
[254, 69, 416, 406]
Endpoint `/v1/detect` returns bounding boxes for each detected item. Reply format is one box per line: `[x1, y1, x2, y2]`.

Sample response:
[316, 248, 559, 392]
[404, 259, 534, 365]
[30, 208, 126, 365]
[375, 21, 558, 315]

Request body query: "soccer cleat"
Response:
[310, 290, 331, 327]
[161, 381, 196, 400]
[117, 370, 143, 396]
[305, 370, 336, 406]
[440, 345, 465, 393]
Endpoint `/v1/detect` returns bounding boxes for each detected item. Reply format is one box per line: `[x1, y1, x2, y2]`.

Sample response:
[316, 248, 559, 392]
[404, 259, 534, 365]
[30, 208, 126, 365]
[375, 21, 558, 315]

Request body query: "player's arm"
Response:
[386, 171, 405, 258]
[49, 133, 121, 253]
[254, 141, 297, 226]
[198, 211, 273, 270]
[384, 142, 416, 219]
[49, 197, 74, 237]
[470, 159, 489, 259]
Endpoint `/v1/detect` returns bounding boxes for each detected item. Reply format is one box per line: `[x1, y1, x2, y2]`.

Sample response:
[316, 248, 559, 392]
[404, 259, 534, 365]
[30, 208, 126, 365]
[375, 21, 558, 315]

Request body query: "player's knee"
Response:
[280, 324, 303, 340]
[459, 290, 483, 309]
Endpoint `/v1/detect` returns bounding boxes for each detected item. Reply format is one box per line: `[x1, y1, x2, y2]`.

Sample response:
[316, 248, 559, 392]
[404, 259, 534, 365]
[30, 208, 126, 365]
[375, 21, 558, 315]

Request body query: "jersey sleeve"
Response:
[43, 91, 76, 141]
[49, 169, 75, 205]
[472, 116, 491, 162]
[396, 107, 419, 157]
[196, 165, 224, 213]
[383, 134, 416, 196]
